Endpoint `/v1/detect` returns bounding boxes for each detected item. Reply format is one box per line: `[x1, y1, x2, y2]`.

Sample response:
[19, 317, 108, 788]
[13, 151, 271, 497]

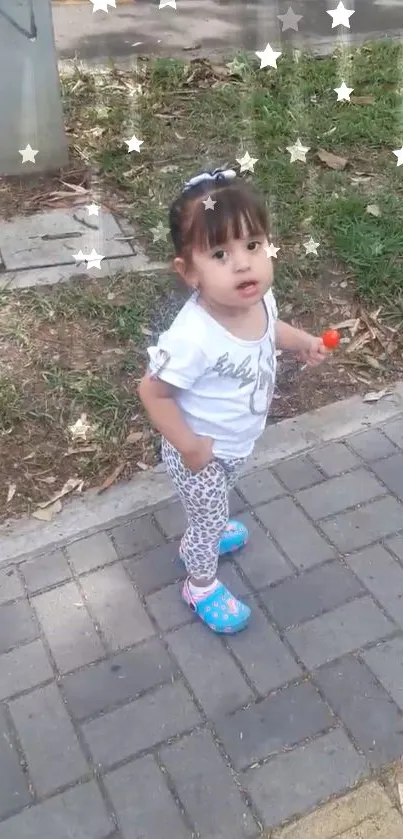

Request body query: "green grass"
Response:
[0, 272, 182, 439]
[0, 376, 22, 434]
[20, 272, 182, 342]
[62, 39, 403, 305]
[41, 366, 134, 441]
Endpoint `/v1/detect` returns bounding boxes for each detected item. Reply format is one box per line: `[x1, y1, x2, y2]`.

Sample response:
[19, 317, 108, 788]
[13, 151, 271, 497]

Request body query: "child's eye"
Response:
[213, 249, 226, 260]
[248, 241, 260, 251]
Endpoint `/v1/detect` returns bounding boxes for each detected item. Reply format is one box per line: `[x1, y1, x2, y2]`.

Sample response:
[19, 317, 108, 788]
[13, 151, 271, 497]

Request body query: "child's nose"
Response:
[233, 248, 251, 271]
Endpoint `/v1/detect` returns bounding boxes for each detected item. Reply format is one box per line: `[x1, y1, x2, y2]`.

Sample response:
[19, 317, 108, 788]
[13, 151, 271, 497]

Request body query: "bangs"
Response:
[179, 181, 268, 257]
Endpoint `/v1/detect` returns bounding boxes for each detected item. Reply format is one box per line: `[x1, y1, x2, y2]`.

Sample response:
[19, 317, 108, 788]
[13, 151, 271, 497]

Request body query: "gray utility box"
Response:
[0, 0, 68, 175]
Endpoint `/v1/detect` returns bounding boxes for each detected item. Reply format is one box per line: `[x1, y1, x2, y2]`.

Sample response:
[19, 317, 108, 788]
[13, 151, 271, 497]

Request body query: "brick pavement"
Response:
[1, 418, 403, 837]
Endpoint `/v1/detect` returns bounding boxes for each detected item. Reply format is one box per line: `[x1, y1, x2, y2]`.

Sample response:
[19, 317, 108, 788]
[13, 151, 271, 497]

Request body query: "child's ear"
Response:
[172, 256, 196, 290]
[172, 256, 186, 280]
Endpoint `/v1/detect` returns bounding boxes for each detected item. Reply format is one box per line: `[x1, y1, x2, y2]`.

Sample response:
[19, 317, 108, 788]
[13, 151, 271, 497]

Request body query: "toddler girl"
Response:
[139, 167, 327, 634]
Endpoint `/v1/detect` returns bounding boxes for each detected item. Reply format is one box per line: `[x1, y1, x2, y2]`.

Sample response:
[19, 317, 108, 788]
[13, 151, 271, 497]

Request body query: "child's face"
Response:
[174, 219, 274, 310]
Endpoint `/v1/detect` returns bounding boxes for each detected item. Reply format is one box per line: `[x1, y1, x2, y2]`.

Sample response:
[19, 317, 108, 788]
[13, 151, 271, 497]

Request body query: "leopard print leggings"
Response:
[161, 438, 246, 580]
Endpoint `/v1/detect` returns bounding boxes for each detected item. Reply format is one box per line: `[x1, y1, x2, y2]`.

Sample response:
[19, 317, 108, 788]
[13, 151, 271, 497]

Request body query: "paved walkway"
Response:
[1, 417, 403, 836]
[53, 0, 403, 65]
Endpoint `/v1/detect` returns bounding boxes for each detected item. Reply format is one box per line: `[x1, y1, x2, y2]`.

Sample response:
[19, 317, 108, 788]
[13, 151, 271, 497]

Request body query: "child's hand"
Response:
[182, 436, 214, 473]
[298, 334, 328, 367]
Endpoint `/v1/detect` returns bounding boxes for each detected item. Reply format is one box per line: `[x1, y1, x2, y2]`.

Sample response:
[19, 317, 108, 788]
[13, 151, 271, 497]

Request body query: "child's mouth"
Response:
[236, 280, 258, 296]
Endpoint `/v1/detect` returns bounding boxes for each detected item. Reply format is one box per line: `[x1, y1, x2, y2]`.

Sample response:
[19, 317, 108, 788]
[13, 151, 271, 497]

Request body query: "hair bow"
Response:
[182, 167, 237, 193]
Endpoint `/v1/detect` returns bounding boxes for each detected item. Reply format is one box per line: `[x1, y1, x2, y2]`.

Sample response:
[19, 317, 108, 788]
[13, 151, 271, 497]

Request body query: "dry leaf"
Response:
[350, 175, 372, 185]
[137, 462, 149, 471]
[97, 462, 126, 494]
[360, 310, 379, 341]
[345, 331, 372, 354]
[332, 318, 359, 330]
[36, 478, 83, 509]
[38, 476, 57, 485]
[126, 430, 143, 444]
[351, 318, 362, 337]
[362, 354, 384, 371]
[317, 149, 348, 171]
[101, 347, 125, 356]
[32, 499, 62, 521]
[6, 483, 16, 504]
[363, 388, 392, 403]
[350, 95, 375, 105]
[60, 180, 88, 194]
[366, 204, 381, 217]
[355, 373, 373, 385]
[322, 126, 337, 137]
[65, 446, 97, 456]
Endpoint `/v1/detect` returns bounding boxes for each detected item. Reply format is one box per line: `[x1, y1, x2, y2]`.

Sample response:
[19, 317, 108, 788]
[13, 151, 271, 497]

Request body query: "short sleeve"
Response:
[147, 331, 207, 390]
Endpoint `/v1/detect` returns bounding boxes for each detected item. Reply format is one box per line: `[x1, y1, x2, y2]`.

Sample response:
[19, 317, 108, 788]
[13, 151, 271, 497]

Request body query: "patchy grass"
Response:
[60, 40, 403, 306]
[1, 40, 403, 519]
[0, 274, 184, 519]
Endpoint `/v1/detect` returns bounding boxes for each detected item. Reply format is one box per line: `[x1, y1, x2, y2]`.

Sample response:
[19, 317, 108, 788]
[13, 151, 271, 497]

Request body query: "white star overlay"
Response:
[73, 249, 104, 270]
[277, 7, 303, 32]
[334, 82, 354, 101]
[159, 0, 176, 8]
[203, 196, 216, 210]
[151, 221, 170, 243]
[73, 250, 86, 264]
[86, 249, 104, 270]
[236, 151, 258, 173]
[265, 243, 280, 259]
[303, 237, 320, 255]
[393, 146, 403, 166]
[86, 203, 100, 216]
[286, 138, 310, 163]
[90, 0, 116, 13]
[256, 42, 282, 69]
[125, 134, 144, 153]
[19, 144, 38, 164]
[327, 2, 355, 29]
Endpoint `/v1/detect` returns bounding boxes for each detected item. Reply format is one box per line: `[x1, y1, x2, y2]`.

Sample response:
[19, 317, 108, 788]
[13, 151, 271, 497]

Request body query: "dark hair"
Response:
[169, 174, 269, 266]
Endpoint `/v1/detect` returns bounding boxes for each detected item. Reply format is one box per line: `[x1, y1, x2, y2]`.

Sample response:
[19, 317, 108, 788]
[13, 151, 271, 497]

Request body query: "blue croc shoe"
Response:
[182, 578, 251, 634]
[219, 519, 249, 556]
[179, 521, 248, 566]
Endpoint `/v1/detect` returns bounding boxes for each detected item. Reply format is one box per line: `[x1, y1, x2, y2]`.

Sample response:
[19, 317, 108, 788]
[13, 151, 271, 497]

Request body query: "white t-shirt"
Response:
[147, 289, 278, 459]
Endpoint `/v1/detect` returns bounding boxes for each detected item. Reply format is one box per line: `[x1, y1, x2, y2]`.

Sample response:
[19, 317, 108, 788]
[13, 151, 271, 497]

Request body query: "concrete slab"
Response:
[0, 206, 168, 289]
[0, 256, 168, 291]
[0, 207, 133, 270]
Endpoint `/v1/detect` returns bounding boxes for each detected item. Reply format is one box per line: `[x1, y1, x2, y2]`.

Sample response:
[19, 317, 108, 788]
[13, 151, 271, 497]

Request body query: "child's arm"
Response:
[138, 373, 213, 471]
[275, 320, 327, 366]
